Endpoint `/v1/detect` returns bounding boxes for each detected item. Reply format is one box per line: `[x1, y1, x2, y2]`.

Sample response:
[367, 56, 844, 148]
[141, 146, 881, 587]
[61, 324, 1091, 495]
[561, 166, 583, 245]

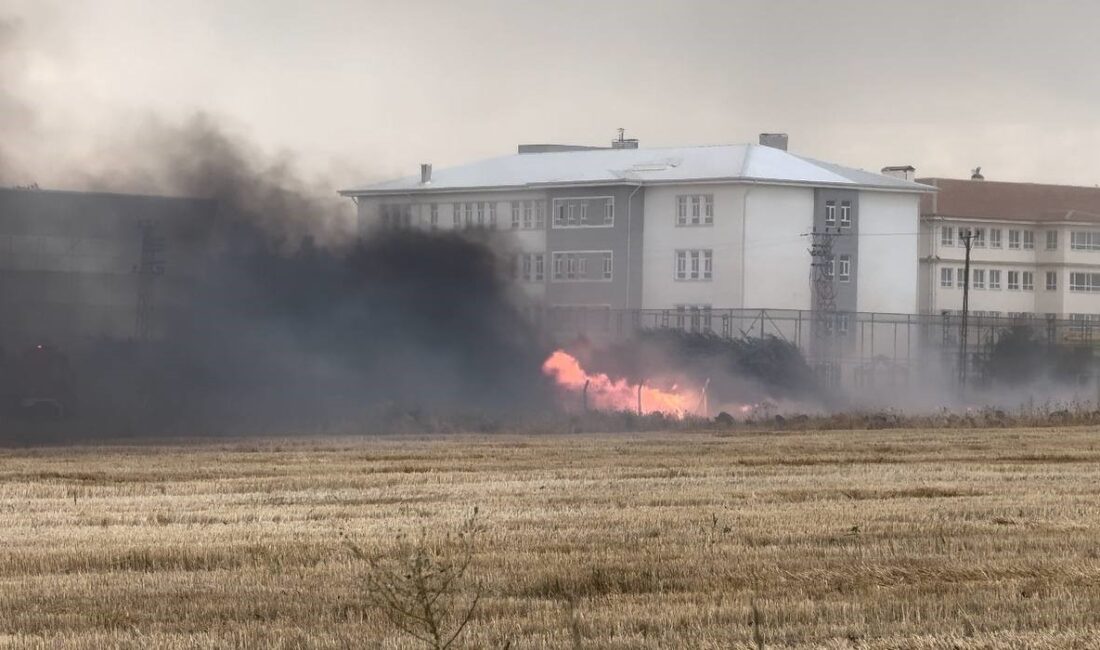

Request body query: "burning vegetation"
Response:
[542, 349, 702, 417]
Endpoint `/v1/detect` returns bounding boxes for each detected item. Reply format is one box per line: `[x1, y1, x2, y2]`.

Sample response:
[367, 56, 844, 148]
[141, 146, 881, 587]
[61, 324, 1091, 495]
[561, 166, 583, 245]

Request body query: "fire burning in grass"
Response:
[541, 349, 702, 417]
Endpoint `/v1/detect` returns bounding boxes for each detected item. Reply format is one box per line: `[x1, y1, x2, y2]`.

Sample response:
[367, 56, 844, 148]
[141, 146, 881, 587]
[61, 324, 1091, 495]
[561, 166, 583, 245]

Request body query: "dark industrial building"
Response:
[0, 187, 216, 350]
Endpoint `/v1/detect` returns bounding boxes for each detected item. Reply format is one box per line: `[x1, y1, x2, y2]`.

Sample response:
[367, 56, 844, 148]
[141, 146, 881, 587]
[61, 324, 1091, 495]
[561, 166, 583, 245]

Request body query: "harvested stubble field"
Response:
[2, 427, 1100, 649]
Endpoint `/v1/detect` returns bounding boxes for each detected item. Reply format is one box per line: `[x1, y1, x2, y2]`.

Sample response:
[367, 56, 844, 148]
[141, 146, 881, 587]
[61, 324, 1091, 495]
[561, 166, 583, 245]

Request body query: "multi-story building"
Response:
[918, 177, 1100, 325]
[340, 135, 931, 328]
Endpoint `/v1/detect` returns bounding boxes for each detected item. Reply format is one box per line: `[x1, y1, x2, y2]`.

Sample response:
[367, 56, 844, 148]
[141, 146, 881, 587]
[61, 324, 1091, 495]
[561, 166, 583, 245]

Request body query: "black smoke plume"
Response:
[0, 50, 555, 434]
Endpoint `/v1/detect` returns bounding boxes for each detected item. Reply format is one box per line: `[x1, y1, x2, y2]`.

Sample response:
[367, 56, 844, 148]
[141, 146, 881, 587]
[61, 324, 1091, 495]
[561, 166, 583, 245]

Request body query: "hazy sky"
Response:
[5, 0, 1100, 191]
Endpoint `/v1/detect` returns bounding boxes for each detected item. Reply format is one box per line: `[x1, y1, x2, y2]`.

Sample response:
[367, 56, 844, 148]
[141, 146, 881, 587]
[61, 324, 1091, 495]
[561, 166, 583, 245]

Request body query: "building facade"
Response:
[918, 177, 1100, 325]
[341, 137, 930, 328]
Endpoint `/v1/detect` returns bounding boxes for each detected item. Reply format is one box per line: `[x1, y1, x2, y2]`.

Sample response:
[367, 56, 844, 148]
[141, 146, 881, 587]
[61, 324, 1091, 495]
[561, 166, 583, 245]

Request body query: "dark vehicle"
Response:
[1, 345, 77, 418]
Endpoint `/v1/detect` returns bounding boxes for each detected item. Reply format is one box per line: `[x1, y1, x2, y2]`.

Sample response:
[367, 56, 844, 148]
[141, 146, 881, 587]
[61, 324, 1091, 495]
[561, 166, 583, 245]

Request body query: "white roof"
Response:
[340, 144, 933, 196]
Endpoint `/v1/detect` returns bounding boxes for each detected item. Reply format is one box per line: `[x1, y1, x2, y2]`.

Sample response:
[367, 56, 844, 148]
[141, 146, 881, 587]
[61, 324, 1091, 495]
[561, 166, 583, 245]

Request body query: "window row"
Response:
[945, 269, 1100, 292]
[674, 249, 713, 281]
[510, 201, 546, 230]
[676, 195, 714, 226]
[1070, 272, 1100, 292]
[551, 251, 613, 282]
[552, 197, 614, 228]
[1070, 231, 1100, 251]
[381, 199, 616, 231]
[940, 226, 1050, 250]
[939, 267, 1043, 291]
[380, 202, 500, 230]
[824, 200, 853, 228]
[452, 202, 497, 228]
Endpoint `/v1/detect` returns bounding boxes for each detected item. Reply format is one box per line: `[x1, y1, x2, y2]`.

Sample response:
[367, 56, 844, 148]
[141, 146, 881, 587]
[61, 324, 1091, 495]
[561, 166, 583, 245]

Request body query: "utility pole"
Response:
[135, 219, 167, 341]
[958, 228, 973, 385]
[809, 227, 840, 383]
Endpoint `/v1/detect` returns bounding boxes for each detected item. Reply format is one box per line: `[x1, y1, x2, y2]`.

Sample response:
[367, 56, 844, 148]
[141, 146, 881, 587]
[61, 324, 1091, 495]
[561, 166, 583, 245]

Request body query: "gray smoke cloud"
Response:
[0, 17, 34, 184]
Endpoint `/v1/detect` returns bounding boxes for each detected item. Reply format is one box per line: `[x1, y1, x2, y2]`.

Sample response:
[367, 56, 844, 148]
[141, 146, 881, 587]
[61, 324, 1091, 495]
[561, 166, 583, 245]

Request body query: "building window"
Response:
[824, 201, 836, 226]
[1046, 230, 1058, 250]
[380, 204, 412, 228]
[940, 267, 954, 288]
[511, 202, 520, 229]
[972, 228, 986, 248]
[1008, 229, 1021, 249]
[972, 269, 985, 289]
[1045, 271, 1057, 291]
[956, 267, 965, 286]
[522, 202, 534, 229]
[1022, 271, 1034, 291]
[1071, 230, 1100, 250]
[1007, 270, 1020, 291]
[941, 226, 955, 247]
[551, 251, 610, 282]
[487, 202, 497, 228]
[675, 194, 714, 226]
[476, 202, 486, 226]
[838, 255, 851, 282]
[989, 269, 1001, 290]
[839, 201, 852, 227]
[675, 305, 713, 332]
[552, 198, 613, 228]
[453, 204, 462, 228]
[464, 203, 474, 227]
[429, 203, 439, 228]
[602, 252, 613, 279]
[535, 202, 546, 228]
[989, 229, 1002, 248]
[836, 312, 850, 334]
[1023, 230, 1035, 250]
[1070, 272, 1100, 292]
[675, 249, 713, 281]
[516, 253, 545, 282]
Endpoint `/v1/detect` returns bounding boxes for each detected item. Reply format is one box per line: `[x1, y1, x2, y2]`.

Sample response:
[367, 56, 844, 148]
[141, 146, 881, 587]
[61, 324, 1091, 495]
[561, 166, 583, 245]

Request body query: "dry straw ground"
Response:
[2, 427, 1100, 648]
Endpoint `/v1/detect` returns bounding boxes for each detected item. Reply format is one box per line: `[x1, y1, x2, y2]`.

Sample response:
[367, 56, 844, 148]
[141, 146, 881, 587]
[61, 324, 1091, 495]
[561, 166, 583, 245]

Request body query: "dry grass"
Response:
[2, 427, 1100, 648]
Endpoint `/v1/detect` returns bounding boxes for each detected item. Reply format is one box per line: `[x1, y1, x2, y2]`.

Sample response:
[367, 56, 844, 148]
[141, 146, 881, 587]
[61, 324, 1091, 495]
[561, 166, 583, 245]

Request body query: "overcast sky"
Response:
[5, 0, 1100, 191]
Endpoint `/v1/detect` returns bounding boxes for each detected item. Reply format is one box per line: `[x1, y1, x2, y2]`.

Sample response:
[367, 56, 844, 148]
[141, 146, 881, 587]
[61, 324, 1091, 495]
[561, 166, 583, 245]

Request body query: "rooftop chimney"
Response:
[420, 163, 432, 184]
[971, 166, 984, 181]
[758, 133, 789, 151]
[881, 165, 916, 182]
[611, 127, 639, 149]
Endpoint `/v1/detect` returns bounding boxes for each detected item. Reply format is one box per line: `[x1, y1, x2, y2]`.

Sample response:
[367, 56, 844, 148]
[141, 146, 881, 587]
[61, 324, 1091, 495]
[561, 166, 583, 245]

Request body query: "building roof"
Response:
[919, 177, 1100, 223]
[340, 144, 934, 196]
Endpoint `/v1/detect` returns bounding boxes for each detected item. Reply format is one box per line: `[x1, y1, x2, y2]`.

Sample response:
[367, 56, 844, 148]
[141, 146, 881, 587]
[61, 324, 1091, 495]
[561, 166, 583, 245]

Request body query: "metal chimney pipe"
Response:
[420, 163, 432, 184]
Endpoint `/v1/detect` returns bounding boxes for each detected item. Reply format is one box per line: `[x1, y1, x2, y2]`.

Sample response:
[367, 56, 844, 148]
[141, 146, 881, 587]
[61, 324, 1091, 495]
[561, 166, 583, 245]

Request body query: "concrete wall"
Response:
[857, 192, 920, 314]
[641, 183, 747, 309]
[743, 185, 814, 310]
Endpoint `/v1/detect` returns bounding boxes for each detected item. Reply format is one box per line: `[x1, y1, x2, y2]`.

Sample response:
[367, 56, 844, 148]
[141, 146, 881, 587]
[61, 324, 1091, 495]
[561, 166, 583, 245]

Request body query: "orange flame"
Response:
[541, 349, 699, 417]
